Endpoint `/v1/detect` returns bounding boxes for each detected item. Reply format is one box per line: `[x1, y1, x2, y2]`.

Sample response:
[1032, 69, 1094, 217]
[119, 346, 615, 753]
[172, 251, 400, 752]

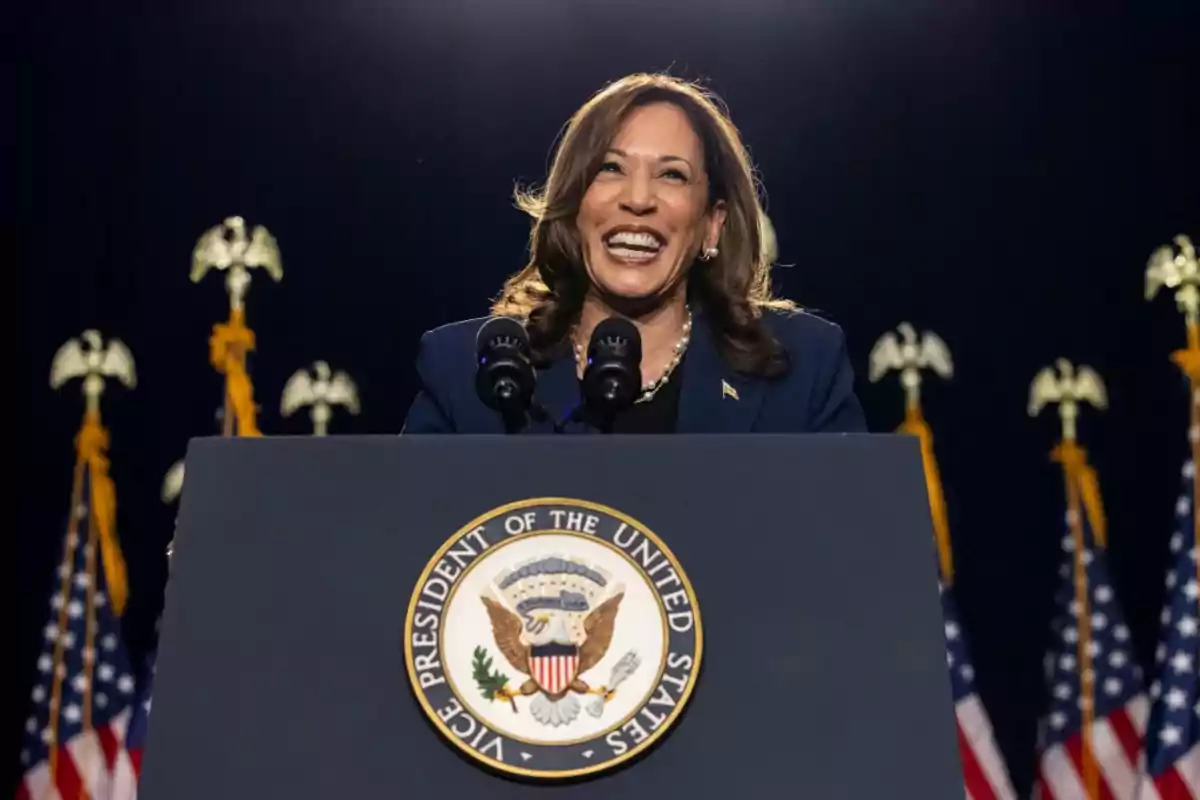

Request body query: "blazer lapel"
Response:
[676, 312, 765, 433]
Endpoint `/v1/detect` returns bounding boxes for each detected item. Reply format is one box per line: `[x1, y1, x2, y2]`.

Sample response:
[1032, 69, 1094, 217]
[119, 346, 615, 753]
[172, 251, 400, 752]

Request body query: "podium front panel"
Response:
[142, 434, 963, 798]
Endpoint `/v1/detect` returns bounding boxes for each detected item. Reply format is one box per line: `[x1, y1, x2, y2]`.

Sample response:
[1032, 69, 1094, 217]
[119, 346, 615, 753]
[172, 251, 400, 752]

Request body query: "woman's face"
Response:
[575, 102, 726, 307]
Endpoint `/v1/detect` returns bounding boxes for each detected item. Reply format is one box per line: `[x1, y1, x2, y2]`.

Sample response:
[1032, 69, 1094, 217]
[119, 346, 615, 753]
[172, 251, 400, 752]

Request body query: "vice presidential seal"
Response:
[404, 497, 702, 779]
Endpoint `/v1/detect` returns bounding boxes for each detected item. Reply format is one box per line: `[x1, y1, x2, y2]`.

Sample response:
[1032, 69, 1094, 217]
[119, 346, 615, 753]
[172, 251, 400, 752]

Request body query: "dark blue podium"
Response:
[140, 434, 964, 798]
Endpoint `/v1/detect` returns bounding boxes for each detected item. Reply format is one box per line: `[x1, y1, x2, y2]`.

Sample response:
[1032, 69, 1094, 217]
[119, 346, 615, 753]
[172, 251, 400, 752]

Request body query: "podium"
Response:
[141, 433, 965, 798]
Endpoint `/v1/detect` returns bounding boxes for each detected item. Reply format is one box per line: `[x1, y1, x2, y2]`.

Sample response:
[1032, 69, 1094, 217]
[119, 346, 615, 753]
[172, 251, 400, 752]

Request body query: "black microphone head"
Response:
[475, 316, 535, 415]
[582, 317, 642, 416]
[587, 317, 642, 365]
[475, 315, 529, 358]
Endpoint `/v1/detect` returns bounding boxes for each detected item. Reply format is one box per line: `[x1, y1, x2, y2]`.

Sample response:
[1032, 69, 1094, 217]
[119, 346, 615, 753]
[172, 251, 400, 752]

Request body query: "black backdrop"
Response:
[14, 2, 1199, 793]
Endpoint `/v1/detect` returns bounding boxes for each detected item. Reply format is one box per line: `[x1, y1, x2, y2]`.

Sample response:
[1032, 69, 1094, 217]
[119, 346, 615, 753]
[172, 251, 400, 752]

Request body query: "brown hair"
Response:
[491, 72, 796, 378]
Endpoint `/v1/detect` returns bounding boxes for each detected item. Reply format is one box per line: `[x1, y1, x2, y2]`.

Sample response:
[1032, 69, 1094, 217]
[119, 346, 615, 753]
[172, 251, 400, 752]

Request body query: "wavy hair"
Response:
[491, 73, 796, 378]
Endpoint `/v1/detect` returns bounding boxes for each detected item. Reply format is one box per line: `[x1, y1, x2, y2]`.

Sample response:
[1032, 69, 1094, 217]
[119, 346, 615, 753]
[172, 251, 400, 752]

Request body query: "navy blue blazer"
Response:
[401, 308, 868, 434]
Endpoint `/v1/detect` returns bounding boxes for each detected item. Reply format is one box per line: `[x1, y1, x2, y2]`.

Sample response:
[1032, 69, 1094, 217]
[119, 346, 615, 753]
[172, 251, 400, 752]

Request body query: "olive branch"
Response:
[472, 646, 517, 713]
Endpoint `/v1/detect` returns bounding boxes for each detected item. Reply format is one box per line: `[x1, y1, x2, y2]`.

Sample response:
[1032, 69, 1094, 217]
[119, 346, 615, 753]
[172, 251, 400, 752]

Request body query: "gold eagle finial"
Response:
[1028, 358, 1107, 442]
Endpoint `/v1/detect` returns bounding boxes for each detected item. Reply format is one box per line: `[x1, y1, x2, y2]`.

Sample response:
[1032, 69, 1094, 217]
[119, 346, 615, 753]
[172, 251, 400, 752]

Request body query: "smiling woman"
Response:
[402, 72, 867, 435]
[578, 103, 721, 303]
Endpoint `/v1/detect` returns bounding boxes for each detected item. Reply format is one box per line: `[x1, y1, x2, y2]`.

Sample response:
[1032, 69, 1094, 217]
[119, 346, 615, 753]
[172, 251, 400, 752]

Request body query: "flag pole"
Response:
[46, 457, 86, 790]
[1029, 358, 1109, 799]
[871, 325, 1020, 800]
[47, 330, 137, 798]
[1146, 234, 1200, 615]
[78, 436, 101, 800]
[868, 323, 955, 582]
[899, 389, 954, 584]
[190, 215, 283, 439]
[1057, 436, 1099, 800]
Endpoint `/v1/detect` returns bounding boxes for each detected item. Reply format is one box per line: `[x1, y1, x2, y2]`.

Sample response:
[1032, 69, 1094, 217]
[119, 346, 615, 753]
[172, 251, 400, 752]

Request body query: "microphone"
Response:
[475, 316, 537, 434]
[576, 317, 642, 433]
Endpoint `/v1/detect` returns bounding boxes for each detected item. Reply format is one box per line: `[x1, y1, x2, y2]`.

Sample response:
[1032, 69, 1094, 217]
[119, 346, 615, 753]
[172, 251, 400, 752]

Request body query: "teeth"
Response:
[606, 231, 661, 249]
[607, 246, 657, 261]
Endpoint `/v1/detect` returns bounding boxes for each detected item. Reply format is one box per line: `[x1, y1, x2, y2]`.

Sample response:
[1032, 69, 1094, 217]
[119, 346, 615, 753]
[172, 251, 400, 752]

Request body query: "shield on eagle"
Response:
[528, 643, 580, 696]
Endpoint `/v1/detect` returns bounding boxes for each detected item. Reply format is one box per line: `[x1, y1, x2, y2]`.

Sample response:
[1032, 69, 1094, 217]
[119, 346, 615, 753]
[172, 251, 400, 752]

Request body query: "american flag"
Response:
[17, 468, 144, 800]
[899, 408, 1017, 798]
[1034, 504, 1149, 799]
[124, 657, 154, 780]
[1137, 457, 1200, 799]
[941, 581, 1018, 800]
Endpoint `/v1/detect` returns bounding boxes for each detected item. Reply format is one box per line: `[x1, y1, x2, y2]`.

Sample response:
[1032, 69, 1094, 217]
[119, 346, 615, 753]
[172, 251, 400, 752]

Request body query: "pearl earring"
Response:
[699, 245, 719, 261]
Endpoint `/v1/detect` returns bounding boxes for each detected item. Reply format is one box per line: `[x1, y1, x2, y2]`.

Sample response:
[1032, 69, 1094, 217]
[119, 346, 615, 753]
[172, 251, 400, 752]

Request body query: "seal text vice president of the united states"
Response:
[403, 73, 867, 435]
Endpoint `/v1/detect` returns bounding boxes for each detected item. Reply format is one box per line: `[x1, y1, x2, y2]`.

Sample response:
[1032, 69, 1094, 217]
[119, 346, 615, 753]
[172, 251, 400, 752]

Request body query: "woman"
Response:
[403, 73, 867, 434]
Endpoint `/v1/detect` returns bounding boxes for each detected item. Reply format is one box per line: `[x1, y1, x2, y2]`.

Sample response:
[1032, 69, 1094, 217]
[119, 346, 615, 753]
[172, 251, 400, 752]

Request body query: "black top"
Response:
[609, 361, 684, 434]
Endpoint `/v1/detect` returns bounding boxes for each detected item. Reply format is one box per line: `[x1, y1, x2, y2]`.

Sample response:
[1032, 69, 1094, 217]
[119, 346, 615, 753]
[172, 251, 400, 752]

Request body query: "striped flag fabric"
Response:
[1034, 505, 1149, 799]
[124, 657, 155, 781]
[940, 581, 1017, 800]
[17, 469, 143, 800]
[1138, 457, 1200, 799]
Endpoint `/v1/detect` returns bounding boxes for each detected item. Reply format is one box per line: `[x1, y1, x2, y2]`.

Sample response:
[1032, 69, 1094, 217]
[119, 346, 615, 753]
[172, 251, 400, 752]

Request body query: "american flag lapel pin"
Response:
[721, 379, 739, 401]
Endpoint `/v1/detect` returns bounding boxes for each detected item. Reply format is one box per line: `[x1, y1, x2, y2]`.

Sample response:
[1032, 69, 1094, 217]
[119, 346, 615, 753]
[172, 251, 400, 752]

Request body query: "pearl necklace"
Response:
[573, 306, 693, 404]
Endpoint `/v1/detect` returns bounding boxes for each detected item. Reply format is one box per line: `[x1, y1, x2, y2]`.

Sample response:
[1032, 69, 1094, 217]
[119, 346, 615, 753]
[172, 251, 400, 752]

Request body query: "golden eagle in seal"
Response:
[480, 590, 624, 727]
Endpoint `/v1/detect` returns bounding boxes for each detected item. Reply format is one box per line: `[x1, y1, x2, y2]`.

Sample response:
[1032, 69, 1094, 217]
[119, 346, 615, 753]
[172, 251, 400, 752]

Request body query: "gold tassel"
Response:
[209, 306, 262, 437]
[898, 405, 954, 584]
[75, 409, 128, 616]
[1051, 440, 1107, 549]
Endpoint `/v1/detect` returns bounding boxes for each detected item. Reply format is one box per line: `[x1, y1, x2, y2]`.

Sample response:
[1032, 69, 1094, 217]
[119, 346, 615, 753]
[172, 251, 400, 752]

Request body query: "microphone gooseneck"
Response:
[474, 316, 538, 434]
[577, 317, 642, 433]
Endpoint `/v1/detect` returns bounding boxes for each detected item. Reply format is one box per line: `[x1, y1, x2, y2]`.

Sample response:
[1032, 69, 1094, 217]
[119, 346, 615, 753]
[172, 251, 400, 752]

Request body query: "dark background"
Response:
[14, 1, 1198, 794]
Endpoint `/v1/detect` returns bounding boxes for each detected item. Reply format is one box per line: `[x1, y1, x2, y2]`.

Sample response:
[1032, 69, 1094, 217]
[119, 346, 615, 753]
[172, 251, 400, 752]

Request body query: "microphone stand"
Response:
[491, 376, 543, 435]
[500, 409, 527, 435]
